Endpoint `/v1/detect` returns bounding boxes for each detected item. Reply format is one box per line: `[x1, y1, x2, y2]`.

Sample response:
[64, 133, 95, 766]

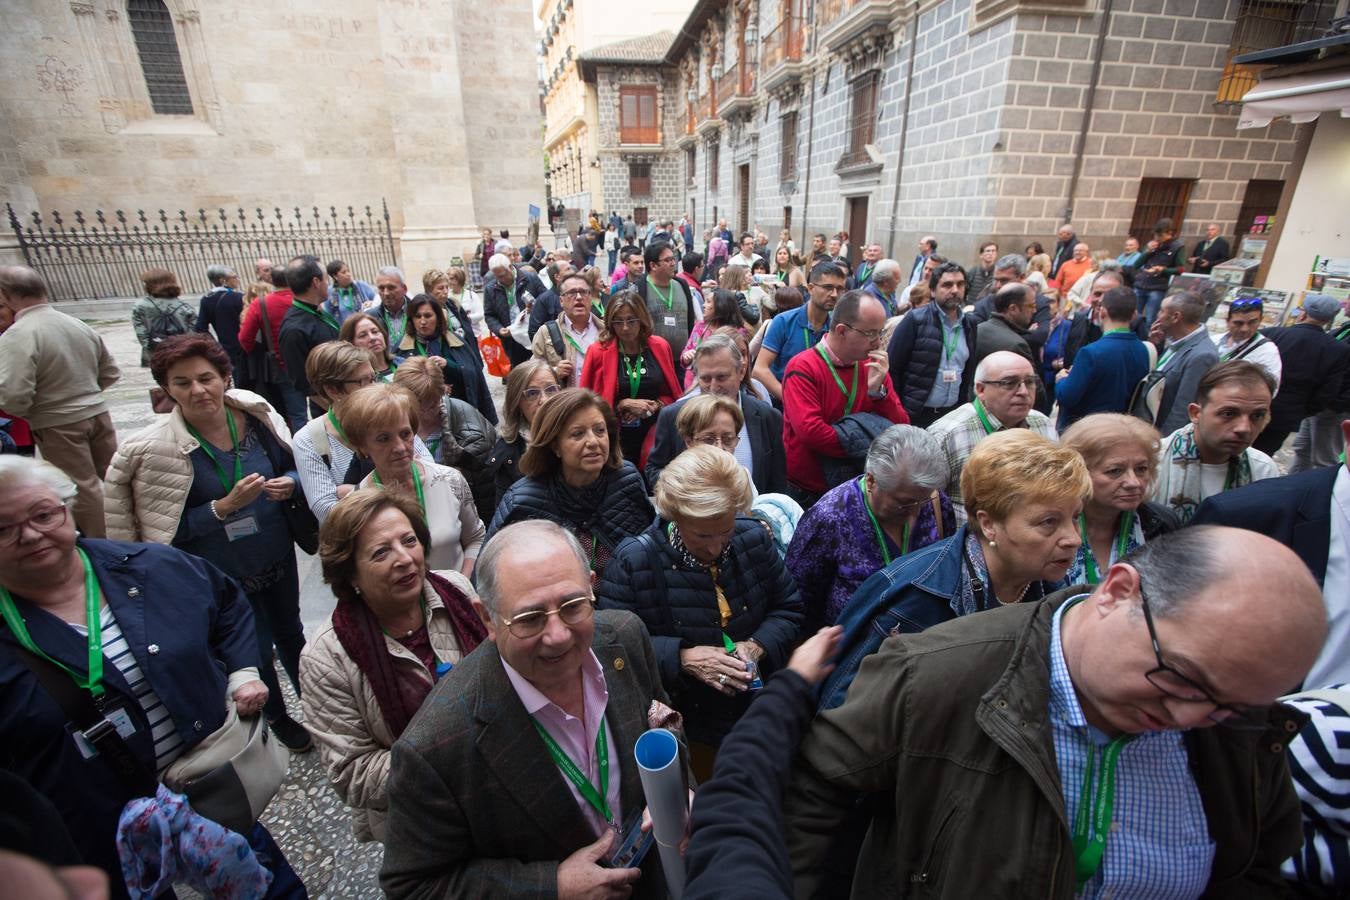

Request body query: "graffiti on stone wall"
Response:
[36, 56, 85, 117]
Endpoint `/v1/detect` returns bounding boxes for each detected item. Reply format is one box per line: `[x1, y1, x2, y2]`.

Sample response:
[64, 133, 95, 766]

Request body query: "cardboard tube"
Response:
[635, 728, 686, 899]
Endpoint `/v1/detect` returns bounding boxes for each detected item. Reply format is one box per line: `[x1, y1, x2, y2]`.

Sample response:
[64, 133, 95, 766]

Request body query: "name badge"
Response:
[70, 706, 138, 760]
[941, 368, 959, 383]
[224, 515, 261, 542]
[663, 315, 677, 328]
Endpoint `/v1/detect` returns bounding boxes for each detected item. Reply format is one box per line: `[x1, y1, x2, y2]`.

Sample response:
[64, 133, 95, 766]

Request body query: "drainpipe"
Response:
[799, 4, 821, 250]
[885, 1, 921, 258]
[1062, 0, 1115, 224]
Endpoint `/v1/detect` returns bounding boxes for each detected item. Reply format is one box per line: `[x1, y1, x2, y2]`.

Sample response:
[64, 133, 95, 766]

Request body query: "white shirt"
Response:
[563, 317, 600, 386]
[1306, 466, 1350, 687]
[1212, 332, 1283, 392]
[728, 252, 758, 269]
[1194, 452, 1281, 499]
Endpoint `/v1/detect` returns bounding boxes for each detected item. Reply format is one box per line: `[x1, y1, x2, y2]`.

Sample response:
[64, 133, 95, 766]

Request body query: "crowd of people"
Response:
[0, 199, 1347, 900]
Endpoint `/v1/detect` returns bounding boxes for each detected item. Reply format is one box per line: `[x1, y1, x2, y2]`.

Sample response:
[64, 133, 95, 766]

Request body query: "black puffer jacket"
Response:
[486, 461, 654, 566]
[433, 396, 497, 522]
[484, 435, 526, 516]
[886, 302, 978, 415]
[596, 518, 804, 747]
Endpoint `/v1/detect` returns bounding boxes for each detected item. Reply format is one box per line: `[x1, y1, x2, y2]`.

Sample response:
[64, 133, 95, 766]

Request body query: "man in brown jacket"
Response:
[785, 526, 1325, 898]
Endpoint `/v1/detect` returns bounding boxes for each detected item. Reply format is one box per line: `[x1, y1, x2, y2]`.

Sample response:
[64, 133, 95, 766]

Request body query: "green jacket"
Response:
[784, 590, 1306, 899]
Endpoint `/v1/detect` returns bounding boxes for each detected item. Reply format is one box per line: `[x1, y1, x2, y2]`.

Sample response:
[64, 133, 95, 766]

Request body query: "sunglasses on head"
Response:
[1230, 297, 1263, 312]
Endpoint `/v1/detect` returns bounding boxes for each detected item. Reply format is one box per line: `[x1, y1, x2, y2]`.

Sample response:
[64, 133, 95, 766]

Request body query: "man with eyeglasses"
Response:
[381, 520, 682, 900]
[1212, 295, 1282, 388]
[526, 259, 576, 340]
[786, 526, 1326, 898]
[755, 261, 847, 404]
[644, 334, 786, 494]
[928, 351, 1055, 525]
[531, 272, 604, 387]
[782, 290, 906, 508]
[887, 261, 978, 427]
[975, 283, 1050, 413]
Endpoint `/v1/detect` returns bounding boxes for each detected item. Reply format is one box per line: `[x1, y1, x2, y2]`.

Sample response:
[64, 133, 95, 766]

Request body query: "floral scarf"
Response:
[1158, 423, 1253, 525]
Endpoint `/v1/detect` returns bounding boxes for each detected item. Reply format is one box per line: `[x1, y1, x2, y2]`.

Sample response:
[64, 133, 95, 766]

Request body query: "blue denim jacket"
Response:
[817, 525, 970, 711]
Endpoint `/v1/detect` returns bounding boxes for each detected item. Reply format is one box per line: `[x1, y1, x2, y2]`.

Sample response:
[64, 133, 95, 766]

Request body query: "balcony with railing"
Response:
[760, 14, 809, 94]
[818, 0, 903, 54]
[696, 89, 722, 137]
[716, 63, 755, 118]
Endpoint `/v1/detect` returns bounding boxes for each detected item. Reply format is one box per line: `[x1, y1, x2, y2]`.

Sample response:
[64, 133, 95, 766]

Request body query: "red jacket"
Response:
[782, 342, 908, 493]
[238, 290, 294, 366]
[580, 336, 681, 464]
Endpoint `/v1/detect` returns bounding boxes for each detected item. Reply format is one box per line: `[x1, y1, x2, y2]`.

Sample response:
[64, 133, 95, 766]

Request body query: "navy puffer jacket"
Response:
[596, 518, 804, 746]
[886, 303, 979, 415]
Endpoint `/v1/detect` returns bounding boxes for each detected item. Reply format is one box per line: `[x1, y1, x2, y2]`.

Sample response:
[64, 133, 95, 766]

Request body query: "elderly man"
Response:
[363, 265, 413, 348]
[1049, 222, 1078, 280]
[755, 261, 846, 403]
[782, 289, 907, 507]
[975, 283, 1037, 366]
[0, 266, 120, 536]
[1152, 360, 1279, 524]
[1213, 295, 1282, 388]
[1147, 291, 1221, 435]
[849, 243, 884, 289]
[483, 252, 547, 367]
[907, 235, 937, 285]
[928, 351, 1055, 525]
[1189, 223, 1231, 274]
[381, 521, 679, 900]
[255, 257, 274, 282]
[862, 258, 901, 317]
[786, 526, 1326, 898]
[1254, 293, 1349, 456]
[195, 263, 246, 383]
[887, 262, 978, 427]
[645, 334, 786, 494]
[1054, 242, 1093, 295]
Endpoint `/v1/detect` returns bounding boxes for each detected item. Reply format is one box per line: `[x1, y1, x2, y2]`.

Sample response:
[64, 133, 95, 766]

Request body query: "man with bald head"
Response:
[928, 350, 1055, 524]
[787, 525, 1326, 897]
[1189, 223, 1230, 274]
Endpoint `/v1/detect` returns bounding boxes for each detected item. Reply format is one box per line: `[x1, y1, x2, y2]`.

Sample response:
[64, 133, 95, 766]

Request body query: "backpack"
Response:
[145, 299, 187, 348]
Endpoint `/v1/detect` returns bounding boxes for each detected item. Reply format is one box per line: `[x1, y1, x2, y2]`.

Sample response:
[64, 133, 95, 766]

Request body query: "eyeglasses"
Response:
[522, 384, 561, 402]
[610, 317, 640, 328]
[694, 433, 740, 450]
[811, 282, 845, 295]
[657, 256, 676, 264]
[0, 504, 69, 547]
[1138, 586, 1268, 730]
[561, 288, 592, 299]
[841, 323, 884, 341]
[499, 595, 595, 639]
[340, 375, 377, 387]
[980, 376, 1039, 391]
[885, 489, 939, 516]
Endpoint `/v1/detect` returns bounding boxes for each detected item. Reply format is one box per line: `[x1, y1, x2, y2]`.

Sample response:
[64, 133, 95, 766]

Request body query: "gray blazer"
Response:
[1156, 328, 1219, 435]
[380, 609, 677, 900]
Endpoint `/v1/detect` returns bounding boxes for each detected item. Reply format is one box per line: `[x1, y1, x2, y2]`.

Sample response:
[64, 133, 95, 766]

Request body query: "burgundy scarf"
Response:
[331, 571, 488, 737]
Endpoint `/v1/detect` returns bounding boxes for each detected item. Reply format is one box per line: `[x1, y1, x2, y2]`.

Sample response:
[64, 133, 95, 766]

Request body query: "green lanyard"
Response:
[0, 548, 106, 698]
[621, 352, 644, 399]
[563, 328, 586, 357]
[530, 718, 612, 824]
[336, 287, 358, 314]
[814, 343, 859, 414]
[327, 408, 349, 445]
[1077, 510, 1134, 585]
[1157, 348, 1175, 370]
[800, 320, 828, 353]
[291, 299, 340, 332]
[972, 397, 998, 436]
[649, 280, 675, 312]
[1102, 327, 1130, 336]
[184, 412, 243, 493]
[1073, 734, 1135, 889]
[382, 308, 407, 347]
[373, 463, 426, 514]
[857, 476, 910, 565]
[941, 319, 961, 362]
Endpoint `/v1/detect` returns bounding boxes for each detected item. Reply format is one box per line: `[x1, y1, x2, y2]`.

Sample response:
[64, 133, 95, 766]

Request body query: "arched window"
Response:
[126, 0, 193, 115]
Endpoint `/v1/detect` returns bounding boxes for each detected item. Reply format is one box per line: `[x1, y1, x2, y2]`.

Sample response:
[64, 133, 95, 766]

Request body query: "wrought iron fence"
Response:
[6, 201, 398, 302]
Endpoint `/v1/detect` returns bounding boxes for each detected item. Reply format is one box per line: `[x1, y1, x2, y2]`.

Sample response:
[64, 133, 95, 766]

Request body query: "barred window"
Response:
[780, 112, 799, 182]
[844, 71, 880, 167]
[127, 0, 194, 115]
[629, 162, 652, 197]
[1129, 178, 1194, 244]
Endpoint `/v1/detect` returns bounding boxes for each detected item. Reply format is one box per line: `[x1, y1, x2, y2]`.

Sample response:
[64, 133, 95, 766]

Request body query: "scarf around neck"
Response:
[1159, 423, 1253, 524]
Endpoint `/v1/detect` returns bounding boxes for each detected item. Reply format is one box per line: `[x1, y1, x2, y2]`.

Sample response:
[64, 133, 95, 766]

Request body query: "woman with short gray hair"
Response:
[785, 424, 956, 631]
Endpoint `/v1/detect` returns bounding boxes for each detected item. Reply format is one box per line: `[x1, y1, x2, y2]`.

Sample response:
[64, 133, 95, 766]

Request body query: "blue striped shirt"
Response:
[1281, 685, 1350, 891]
[1049, 598, 1214, 899]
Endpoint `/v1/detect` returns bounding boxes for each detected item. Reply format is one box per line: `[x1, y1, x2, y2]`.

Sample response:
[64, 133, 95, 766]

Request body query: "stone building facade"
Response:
[655, 0, 1324, 268]
[0, 0, 545, 284]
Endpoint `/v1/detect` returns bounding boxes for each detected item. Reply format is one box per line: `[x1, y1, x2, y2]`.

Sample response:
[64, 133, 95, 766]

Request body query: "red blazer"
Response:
[580, 336, 681, 467]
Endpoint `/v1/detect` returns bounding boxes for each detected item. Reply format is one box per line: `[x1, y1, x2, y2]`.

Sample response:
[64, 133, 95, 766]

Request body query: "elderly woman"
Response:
[393, 356, 497, 523]
[131, 267, 196, 367]
[394, 293, 497, 424]
[343, 383, 485, 577]
[0, 457, 303, 895]
[103, 334, 311, 751]
[1058, 413, 1179, 587]
[786, 425, 956, 631]
[680, 289, 749, 388]
[300, 489, 486, 843]
[485, 359, 559, 510]
[443, 265, 486, 338]
[340, 311, 398, 381]
[818, 429, 1089, 709]
[489, 388, 653, 580]
[324, 259, 376, 326]
[531, 271, 605, 387]
[579, 292, 680, 465]
[598, 446, 803, 769]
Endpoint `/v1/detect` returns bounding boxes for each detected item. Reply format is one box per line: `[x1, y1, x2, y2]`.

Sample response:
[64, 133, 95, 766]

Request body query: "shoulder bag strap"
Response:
[305, 414, 332, 463]
[930, 495, 945, 539]
[257, 298, 281, 360]
[11, 645, 157, 794]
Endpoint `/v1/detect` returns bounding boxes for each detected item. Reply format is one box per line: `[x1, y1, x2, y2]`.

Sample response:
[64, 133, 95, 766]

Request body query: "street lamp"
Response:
[745, 19, 758, 49]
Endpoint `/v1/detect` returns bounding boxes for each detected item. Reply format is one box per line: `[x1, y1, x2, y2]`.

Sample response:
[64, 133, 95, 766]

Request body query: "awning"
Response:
[1238, 70, 1350, 129]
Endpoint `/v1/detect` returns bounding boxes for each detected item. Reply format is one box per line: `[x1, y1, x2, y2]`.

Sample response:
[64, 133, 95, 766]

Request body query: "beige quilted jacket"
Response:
[298, 571, 478, 843]
[103, 389, 293, 544]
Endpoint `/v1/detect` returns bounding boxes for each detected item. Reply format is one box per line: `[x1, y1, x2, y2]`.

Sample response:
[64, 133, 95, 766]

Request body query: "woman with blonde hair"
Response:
[440, 265, 487, 339]
[818, 429, 1090, 708]
[484, 359, 559, 509]
[1026, 252, 1054, 298]
[598, 445, 803, 766]
[343, 382, 485, 576]
[1058, 413, 1179, 587]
